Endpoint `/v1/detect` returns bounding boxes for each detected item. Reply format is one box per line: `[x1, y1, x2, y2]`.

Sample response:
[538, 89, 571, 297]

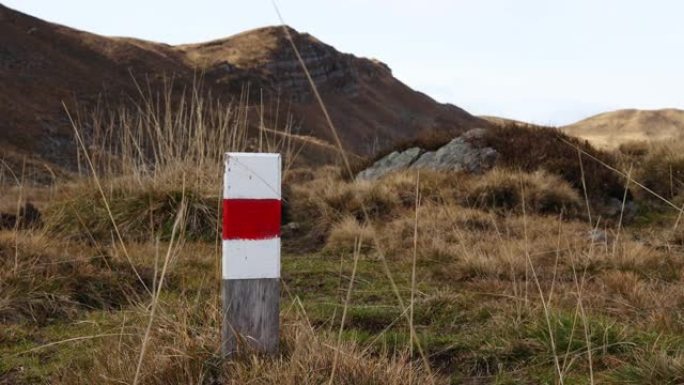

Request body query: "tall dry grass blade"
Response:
[613, 165, 633, 255]
[560, 252, 582, 376]
[547, 213, 563, 307]
[271, 5, 436, 381]
[280, 279, 316, 336]
[568, 220, 600, 384]
[13, 334, 137, 357]
[673, 203, 684, 231]
[570, 143, 598, 383]
[577, 148, 593, 226]
[409, 170, 421, 383]
[132, 184, 187, 385]
[360, 306, 411, 356]
[328, 238, 362, 385]
[12, 157, 26, 274]
[519, 179, 565, 384]
[64, 102, 151, 296]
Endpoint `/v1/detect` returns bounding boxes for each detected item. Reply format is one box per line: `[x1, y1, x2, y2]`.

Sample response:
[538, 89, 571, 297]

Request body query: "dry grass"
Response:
[0, 231, 153, 325]
[482, 123, 627, 202]
[617, 139, 684, 200]
[289, 167, 585, 254]
[278, 156, 684, 383]
[465, 169, 581, 215]
[6, 82, 684, 384]
[6, 144, 684, 384]
[46, 180, 217, 241]
[55, 316, 442, 385]
[284, 167, 402, 251]
[324, 216, 376, 255]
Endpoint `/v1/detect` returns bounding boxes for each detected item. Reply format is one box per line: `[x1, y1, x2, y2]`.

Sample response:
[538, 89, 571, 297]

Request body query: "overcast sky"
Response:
[4, 0, 684, 125]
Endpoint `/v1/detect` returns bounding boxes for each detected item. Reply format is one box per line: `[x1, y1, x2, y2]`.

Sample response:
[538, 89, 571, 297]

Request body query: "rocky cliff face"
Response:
[265, 36, 368, 98]
[185, 27, 392, 101]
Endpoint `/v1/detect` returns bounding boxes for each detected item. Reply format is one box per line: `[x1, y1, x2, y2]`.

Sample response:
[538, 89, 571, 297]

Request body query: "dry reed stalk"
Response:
[132, 188, 187, 385]
[519, 179, 564, 384]
[272, 5, 436, 381]
[408, 171, 421, 384]
[328, 238, 362, 385]
[65, 102, 151, 296]
[613, 166, 633, 255]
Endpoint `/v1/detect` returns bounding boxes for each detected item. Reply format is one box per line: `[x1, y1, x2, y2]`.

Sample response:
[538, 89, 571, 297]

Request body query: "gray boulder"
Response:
[356, 128, 498, 181]
[356, 147, 423, 181]
[410, 129, 497, 173]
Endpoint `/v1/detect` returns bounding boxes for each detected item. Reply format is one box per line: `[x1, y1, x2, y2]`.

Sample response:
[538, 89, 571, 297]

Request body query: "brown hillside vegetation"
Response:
[4, 99, 684, 382]
[0, 4, 489, 170]
[562, 108, 684, 149]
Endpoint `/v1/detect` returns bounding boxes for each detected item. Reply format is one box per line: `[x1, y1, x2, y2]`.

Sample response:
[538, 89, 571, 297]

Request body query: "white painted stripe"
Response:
[224, 153, 281, 199]
[222, 238, 281, 279]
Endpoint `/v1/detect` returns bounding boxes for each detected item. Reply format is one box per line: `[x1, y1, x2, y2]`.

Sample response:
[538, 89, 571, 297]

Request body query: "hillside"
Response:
[562, 108, 684, 148]
[0, 3, 489, 170]
[480, 115, 533, 128]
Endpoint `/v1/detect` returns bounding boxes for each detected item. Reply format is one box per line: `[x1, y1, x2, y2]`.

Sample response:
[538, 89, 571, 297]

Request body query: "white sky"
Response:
[4, 0, 684, 125]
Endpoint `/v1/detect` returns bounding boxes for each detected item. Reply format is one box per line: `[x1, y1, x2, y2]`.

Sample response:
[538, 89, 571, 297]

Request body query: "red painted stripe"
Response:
[222, 199, 281, 240]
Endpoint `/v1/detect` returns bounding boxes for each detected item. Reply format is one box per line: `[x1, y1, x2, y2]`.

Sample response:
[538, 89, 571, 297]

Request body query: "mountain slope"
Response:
[562, 108, 684, 148]
[0, 4, 489, 169]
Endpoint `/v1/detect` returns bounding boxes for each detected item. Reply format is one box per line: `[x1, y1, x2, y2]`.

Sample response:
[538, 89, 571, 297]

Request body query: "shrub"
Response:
[324, 216, 375, 255]
[379, 170, 465, 207]
[46, 182, 218, 242]
[285, 170, 401, 251]
[465, 169, 582, 216]
[482, 123, 627, 202]
[618, 141, 650, 157]
[0, 232, 154, 324]
[630, 142, 684, 200]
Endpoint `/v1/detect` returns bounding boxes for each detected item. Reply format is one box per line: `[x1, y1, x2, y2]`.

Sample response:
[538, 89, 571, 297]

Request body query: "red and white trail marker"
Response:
[222, 152, 281, 355]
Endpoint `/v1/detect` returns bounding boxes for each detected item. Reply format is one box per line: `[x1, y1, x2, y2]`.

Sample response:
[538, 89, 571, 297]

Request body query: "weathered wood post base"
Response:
[221, 153, 281, 357]
[222, 278, 280, 356]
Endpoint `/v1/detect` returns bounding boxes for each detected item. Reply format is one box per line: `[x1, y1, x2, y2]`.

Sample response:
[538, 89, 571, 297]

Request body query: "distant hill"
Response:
[0, 4, 490, 170]
[562, 108, 684, 148]
[480, 116, 536, 128]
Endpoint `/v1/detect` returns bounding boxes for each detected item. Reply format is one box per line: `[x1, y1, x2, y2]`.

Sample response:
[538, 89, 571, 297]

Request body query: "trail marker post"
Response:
[221, 153, 281, 356]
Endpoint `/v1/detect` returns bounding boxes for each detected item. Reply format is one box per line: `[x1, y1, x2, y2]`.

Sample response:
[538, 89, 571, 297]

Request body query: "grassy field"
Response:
[3, 91, 684, 384]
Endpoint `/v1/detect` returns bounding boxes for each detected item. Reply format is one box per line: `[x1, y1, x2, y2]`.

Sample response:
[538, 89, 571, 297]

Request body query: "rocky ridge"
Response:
[182, 27, 392, 102]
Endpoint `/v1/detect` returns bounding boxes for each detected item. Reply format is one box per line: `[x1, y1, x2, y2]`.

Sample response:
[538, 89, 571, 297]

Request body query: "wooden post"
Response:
[222, 153, 281, 356]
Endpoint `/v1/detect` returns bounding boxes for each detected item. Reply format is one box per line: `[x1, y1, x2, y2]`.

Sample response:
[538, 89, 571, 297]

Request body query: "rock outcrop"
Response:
[191, 27, 392, 102]
[356, 128, 498, 180]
